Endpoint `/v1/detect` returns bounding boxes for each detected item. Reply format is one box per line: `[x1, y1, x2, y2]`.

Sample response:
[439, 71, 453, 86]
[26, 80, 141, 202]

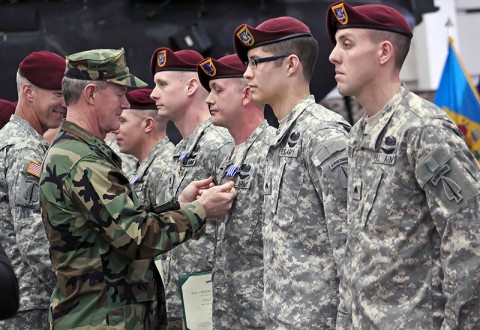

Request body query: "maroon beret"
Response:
[18, 51, 66, 90]
[233, 16, 313, 64]
[126, 88, 156, 110]
[150, 47, 204, 77]
[197, 54, 246, 92]
[0, 99, 16, 130]
[326, 1, 413, 44]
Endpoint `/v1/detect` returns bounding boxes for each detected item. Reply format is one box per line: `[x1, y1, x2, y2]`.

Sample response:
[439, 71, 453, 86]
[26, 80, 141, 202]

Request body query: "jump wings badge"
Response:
[332, 3, 349, 25]
[236, 25, 254, 46]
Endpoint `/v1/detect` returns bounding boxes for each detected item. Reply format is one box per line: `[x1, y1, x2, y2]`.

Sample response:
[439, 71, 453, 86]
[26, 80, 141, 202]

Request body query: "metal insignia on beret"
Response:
[332, 3, 349, 25]
[236, 25, 254, 46]
[200, 58, 216, 77]
[157, 49, 167, 68]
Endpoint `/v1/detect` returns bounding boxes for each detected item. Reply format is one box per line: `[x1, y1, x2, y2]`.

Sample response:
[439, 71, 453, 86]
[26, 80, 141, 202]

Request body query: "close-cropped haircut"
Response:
[61, 77, 108, 106]
[369, 30, 411, 70]
[261, 36, 319, 82]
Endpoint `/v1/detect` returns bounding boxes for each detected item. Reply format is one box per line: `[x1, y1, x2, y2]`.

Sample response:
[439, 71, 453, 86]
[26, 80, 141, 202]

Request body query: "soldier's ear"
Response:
[22, 83, 34, 103]
[144, 117, 154, 133]
[242, 85, 252, 106]
[84, 84, 97, 105]
[185, 78, 199, 96]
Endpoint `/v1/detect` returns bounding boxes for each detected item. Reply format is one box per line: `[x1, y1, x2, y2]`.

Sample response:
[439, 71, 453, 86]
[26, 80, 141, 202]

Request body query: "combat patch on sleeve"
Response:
[416, 146, 478, 215]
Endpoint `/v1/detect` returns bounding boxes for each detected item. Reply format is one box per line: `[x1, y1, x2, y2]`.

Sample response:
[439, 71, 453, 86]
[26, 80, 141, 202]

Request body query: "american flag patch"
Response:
[26, 160, 42, 178]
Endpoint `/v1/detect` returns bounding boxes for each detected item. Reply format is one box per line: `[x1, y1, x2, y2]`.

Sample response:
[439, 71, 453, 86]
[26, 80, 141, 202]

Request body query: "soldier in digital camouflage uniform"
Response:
[105, 132, 138, 179]
[197, 54, 275, 329]
[327, 2, 480, 329]
[116, 88, 174, 210]
[234, 17, 350, 329]
[39, 48, 236, 330]
[0, 51, 66, 329]
[150, 47, 233, 329]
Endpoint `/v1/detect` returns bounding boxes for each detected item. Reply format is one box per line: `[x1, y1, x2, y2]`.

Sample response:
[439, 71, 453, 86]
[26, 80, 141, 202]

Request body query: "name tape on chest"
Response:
[279, 147, 299, 158]
[372, 153, 396, 165]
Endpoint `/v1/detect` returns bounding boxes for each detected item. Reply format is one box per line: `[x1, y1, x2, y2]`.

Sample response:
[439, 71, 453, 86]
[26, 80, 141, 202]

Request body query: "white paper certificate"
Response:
[179, 271, 213, 330]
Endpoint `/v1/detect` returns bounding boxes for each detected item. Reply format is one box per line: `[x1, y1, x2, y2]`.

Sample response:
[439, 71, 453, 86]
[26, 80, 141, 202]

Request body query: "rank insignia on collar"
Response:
[236, 26, 254, 46]
[200, 58, 216, 77]
[332, 3, 348, 25]
[157, 49, 167, 68]
[26, 160, 41, 178]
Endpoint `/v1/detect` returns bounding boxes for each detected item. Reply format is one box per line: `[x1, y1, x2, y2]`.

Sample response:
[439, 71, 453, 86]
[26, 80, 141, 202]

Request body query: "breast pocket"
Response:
[361, 170, 384, 227]
[275, 160, 305, 223]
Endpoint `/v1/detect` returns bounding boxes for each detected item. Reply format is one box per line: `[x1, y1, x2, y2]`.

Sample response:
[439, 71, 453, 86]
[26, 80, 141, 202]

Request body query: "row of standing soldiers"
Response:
[0, 1, 479, 329]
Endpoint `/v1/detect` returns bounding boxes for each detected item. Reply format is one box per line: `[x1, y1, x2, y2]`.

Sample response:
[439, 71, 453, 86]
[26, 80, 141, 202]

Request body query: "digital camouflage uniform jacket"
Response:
[130, 136, 175, 209]
[263, 96, 350, 329]
[0, 115, 56, 316]
[162, 118, 233, 320]
[213, 121, 275, 329]
[105, 135, 138, 180]
[39, 121, 207, 330]
[338, 85, 480, 329]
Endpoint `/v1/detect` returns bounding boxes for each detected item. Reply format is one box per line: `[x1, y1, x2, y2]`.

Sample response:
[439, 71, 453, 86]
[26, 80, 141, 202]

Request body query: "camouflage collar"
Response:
[9, 115, 48, 144]
[175, 117, 213, 157]
[60, 121, 113, 157]
[358, 84, 409, 151]
[135, 136, 171, 179]
[273, 95, 315, 147]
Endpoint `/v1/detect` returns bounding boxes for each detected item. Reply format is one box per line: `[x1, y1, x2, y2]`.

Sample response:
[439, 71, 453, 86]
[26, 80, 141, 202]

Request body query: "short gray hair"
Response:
[62, 77, 108, 106]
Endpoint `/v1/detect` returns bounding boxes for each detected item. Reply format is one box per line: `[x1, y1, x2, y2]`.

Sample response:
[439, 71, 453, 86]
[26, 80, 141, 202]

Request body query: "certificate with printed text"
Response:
[179, 271, 213, 330]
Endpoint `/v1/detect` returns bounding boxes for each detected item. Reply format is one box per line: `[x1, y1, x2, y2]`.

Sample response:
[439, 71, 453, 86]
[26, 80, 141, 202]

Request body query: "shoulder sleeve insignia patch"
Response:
[26, 160, 42, 178]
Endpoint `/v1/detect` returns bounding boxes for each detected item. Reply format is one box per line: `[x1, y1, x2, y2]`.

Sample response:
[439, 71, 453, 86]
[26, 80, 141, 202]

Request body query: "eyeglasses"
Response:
[245, 55, 289, 69]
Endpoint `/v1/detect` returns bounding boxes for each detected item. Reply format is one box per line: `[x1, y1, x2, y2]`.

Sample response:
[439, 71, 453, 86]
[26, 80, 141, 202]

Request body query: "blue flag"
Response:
[434, 38, 480, 159]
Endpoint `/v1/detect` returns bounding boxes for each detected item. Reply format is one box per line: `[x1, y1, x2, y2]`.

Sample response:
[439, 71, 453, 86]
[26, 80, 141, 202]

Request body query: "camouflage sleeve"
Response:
[8, 148, 56, 290]
[410, 125, 480, 328]
[308, 130, 349, 270]
[66, 156, 206, 260]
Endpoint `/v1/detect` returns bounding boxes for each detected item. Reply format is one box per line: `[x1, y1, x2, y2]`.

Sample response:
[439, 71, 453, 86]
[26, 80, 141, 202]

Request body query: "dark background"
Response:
[0, 0, 437, 140]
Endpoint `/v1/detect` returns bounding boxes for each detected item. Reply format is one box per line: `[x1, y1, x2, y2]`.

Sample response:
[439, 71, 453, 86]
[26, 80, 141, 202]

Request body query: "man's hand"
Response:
[197, 181, 236, 218]
[178, 177, 215, 207]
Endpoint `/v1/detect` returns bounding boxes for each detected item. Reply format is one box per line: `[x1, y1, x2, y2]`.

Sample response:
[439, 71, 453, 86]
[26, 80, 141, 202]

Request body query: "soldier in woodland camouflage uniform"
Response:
[115, 88, 174, 210]
[0, 51, 66, 329]
[234, 17, 350, 329]
[39, 48, 236, 330]
[198, 54, 275, 329]
[327, 2, 480, 328]
[150, 48, 233, 328]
